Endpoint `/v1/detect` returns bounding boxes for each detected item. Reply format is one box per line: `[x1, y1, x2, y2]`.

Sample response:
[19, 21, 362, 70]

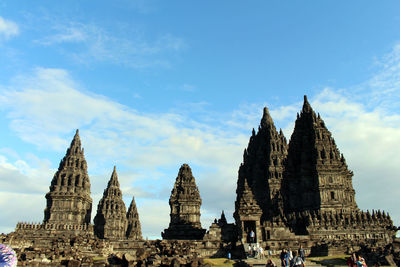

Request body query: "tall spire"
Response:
[126, 196, 142, 240]
[44, 130, 92, 226]
[235, 106, 287, 223]
[283, 96, 357, 214]
[94, 166, 128, 239]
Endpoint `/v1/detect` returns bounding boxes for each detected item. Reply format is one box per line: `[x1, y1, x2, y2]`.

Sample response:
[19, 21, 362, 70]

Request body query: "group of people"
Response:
[347, 253, 367, 267]
[247, 243, 266, 259]
[280, 246, 306, 267]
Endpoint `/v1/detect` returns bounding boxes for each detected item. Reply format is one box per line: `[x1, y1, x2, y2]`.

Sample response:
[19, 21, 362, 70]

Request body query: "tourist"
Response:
[266, 259, 277, 267]
[280, 249, 287, 267]
[250, 230, 255, 243]
[347, 253, 358, 267]
[356, 255, 367, 267]
[259, 246, 264, 259]
[248, 244, 252, 258]
[298, 245, 306, 262]
[288, 248, 293, 261]
[291, 251, 305, 267]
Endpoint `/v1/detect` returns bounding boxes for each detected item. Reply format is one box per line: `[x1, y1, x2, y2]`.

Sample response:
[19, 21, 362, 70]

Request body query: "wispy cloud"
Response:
[35, 22, 186, 68]
[0, 16, 19, 40]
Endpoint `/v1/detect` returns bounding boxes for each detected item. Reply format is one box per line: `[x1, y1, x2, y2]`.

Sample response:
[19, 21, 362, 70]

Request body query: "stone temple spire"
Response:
[283, 95, 357, 214]
[162, 164, 206, 240]
[94, 166, 128, 239]
[126, 196, 142, 240]
[44, 129, 92, 226]
[235, 106, 287, 223]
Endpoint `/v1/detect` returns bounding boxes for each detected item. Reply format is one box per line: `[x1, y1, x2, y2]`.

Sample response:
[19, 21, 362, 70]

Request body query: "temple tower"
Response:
[162, 164, 206, 240]
[126, 196, 142, 240]
[44, 129, 92, 226]
[94, 166, 128, 239]
[283, 96, 357, 214]
[234, 107, 287, 242]
[234, 178, 263, 243]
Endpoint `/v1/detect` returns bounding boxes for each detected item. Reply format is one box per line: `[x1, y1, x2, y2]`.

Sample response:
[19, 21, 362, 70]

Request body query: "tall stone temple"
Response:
[234, 96, 396, 251]
[94, 166, 128, 239]
[162, 164, 206, 240]
[126, 196, 142, 240]
[43, 129, 93, 232]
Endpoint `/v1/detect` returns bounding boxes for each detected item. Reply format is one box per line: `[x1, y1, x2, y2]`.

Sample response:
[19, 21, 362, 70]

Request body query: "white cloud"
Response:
[35, 22, 185, 68]
[0, 16, 19, 40]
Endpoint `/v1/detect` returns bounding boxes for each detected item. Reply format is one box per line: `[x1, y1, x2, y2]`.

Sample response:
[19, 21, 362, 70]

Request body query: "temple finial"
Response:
[302, 95, 313, 113]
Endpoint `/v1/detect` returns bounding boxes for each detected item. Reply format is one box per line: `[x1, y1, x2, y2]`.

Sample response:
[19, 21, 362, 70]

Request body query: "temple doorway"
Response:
[243, 220, 257, 243]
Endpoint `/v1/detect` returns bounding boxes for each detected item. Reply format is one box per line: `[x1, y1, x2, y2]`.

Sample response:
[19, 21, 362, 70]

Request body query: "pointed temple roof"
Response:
[170, 163, 201, 203]
[126, 196, 142, 240]
[284, 95, 357, 213]
[44, 129, 92, 225]
[94, 166, 128, 239]
[235, 105, 287, 221]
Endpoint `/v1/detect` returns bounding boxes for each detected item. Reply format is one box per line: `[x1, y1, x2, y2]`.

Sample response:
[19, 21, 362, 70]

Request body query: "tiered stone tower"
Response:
[94, 166, 128, 239]
[233, 96, 395, 250]
[234, 178, 262, 243]
[283, 95, 357, 214]
[162, 164, 206, 240]
[126, 196, 142, 240]
[44, 130, 92, 227]
[234, 107, 287, 243]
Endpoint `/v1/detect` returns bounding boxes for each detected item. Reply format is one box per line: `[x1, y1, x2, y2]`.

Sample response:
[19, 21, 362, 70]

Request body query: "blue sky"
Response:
[0, 1, 399, 238]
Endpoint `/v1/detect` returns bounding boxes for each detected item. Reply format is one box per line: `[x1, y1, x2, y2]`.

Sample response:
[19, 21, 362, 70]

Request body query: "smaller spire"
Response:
[261, 107, 274, 127]
[108, 166, 120, 187]
[302, 95, 313, 113]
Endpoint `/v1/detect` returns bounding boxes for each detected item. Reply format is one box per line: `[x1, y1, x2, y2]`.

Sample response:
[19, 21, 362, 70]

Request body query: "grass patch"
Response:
[203, 258, 236, 267]
[92, 256, 106, 261]
[308, 254, 348, 267]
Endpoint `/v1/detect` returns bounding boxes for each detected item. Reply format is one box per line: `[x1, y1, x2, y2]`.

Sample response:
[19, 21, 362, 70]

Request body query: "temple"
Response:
[6, 96, 398, 265]
[234, 96, 395, 252]
[162, 164, 206, 240]
[42, 129, 93, 234]
[94, 166, 128, 239]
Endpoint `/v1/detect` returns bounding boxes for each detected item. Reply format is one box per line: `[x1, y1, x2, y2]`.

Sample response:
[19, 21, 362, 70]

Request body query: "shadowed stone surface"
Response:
[234, 95, 396, 252]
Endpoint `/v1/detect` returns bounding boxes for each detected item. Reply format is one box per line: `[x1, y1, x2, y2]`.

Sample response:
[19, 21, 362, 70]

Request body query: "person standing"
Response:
[291, 251, 305, 267]
[298, 245, 306, 262]
[356, 255, 367, 267]
[280, 249, 287, 267]
[347, 253, 358, 267]
[250, 230, 255, 243]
